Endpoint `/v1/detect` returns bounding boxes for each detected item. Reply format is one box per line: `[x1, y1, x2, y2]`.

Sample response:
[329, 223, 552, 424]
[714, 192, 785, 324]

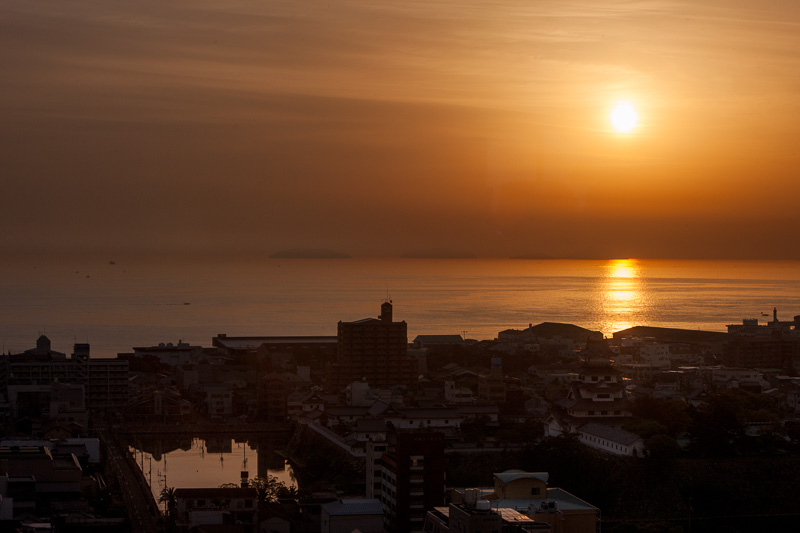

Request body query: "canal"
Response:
[129, 434, 296, 507]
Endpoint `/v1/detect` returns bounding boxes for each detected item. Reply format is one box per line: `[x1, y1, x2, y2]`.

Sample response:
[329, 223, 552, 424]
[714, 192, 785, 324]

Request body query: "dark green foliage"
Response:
[629, 397, 690, 437]
[688, 388, 783, 456]
[643, 435, 681, 464]
[158, 486, 178, 524]
[624, 419, 670, 440]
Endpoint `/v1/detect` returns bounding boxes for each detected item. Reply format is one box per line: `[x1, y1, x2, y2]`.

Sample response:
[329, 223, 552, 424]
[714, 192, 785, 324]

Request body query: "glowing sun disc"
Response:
[610, 102, 638, 133]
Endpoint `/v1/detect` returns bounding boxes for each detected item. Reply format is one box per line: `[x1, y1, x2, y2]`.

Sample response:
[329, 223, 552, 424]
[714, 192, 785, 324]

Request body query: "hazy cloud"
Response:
[3, 0, 800, 258]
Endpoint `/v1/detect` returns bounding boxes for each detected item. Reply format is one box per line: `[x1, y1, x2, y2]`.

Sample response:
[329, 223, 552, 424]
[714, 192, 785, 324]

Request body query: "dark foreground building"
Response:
[367, 431, 446, 532]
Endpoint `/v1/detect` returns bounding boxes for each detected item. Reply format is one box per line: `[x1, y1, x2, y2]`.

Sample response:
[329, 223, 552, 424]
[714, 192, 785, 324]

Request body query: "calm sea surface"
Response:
[2, 258, 800, 355]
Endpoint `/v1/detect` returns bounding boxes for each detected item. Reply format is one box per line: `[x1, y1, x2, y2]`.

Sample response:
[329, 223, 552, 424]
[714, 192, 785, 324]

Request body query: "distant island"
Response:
[401, 251, 477, 259]
[269, 249, 352, 259]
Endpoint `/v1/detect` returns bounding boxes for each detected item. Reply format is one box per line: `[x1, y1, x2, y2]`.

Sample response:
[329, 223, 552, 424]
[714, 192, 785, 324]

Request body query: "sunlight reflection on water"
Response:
[3, 258, 800, 352]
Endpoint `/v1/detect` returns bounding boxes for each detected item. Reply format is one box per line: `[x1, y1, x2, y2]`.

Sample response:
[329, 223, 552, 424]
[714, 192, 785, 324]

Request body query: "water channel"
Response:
[129, 434, 296, 506]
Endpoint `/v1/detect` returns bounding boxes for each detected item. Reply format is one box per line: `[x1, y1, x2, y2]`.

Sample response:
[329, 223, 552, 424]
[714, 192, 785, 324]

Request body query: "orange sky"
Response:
[3, 0, 800, 258]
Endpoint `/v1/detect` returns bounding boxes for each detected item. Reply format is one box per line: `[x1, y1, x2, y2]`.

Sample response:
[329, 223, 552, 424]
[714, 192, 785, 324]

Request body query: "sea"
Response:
[2, 257, 800, 356]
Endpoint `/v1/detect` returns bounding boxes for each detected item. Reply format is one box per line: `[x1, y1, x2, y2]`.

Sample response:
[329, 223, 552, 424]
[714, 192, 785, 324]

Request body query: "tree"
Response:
[624, 419, 669, 440]
[643, 434, 681, 464]
[220, 477, 300, 502]
[250, 475, 288, 503]
[158, 486, 178, 520]
[630, 397, 690, 437]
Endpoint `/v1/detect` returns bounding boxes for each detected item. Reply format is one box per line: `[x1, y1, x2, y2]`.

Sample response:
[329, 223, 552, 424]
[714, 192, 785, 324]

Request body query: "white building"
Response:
[577, 423, 645, 457]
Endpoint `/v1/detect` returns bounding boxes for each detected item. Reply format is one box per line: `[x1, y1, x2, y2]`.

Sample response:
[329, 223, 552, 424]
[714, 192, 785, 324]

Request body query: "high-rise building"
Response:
[367, 431, 446, 533]
[724, 310, 800, 370]
[1, 337, 128, 415]
[327, 302, 417, 389]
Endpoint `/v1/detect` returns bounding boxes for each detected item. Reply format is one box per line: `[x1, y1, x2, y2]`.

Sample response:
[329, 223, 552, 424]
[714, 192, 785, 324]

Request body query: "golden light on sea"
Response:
[598, 259, 645, 335]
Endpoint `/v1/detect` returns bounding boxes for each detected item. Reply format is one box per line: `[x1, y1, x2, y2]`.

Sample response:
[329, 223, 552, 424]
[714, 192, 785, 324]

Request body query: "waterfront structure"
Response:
[212, 334, 337, 359]
[327, 302, 417, 389]
[131, 340, 203, 367]
[723, 312, 800, 370]
[412, 335, 465, 349]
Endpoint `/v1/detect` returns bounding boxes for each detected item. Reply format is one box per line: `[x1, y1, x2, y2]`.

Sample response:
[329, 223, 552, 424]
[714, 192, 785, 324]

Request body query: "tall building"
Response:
[367, 431, 446, 533]
[724, 310, 800, 370]
[327, 302, 417, 389]
[1, 337, 128, 416]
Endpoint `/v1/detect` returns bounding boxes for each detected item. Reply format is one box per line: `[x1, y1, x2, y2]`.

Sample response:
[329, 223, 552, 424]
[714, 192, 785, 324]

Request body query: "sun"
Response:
[610, 102, 638, 133]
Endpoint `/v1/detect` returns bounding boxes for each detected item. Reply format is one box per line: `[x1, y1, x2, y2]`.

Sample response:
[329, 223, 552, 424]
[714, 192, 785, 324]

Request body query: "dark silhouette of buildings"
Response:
[1, 336, 128, 416]
[327, 302, 417, 390]
[723, 309, 800, 370]
[367, 431, 446, 533]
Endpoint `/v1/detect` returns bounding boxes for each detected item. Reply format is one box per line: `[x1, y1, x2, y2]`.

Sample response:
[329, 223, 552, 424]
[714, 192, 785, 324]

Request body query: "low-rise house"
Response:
[124, 389, 192, 422]
[0, 445, 84, 518]
[444, 381, 474, 404]
[456, 405, 499, 424]
[352, 419, 389, 442]
[385, 407, 463, 430]
[205, 385, 234, 418]
[436, 470, 598, 533]
[711, 368, 767, 392]
[412, 335, 465, 349]
[174, 487, 258, 532]
[320, 498, 383, 533]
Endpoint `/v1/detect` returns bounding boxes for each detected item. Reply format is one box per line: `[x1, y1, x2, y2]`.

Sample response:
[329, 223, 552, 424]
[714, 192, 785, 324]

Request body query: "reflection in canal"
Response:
[129, 435, 295, 504]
